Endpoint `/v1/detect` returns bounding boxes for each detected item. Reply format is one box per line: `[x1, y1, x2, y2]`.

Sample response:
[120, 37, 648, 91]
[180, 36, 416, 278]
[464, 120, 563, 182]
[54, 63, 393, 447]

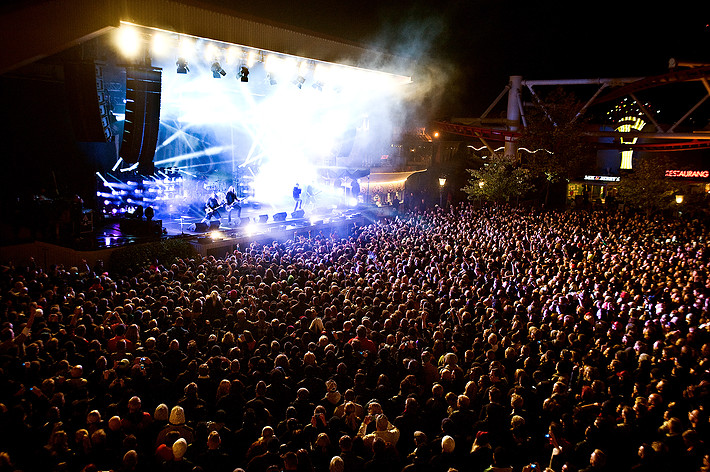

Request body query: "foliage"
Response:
[517, 88, 595, 184]
[462, 154, 532, 203]
[108, 238, 197, 275]
[442, 143, 486, 200]
[617, 156, 679, 213]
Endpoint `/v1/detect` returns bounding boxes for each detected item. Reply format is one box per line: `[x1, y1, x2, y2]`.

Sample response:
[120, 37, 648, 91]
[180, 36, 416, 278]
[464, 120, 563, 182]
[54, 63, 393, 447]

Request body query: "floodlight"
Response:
[239, 66, 249, 82]
[293, 75, 306, 89]
[211, 62, 227, 78]
[176, 58, 189, 74]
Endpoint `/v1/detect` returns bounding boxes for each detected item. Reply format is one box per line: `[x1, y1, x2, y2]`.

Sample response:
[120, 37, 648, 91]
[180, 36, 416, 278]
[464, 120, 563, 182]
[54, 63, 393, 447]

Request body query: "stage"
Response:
[93, 201, 398, 253]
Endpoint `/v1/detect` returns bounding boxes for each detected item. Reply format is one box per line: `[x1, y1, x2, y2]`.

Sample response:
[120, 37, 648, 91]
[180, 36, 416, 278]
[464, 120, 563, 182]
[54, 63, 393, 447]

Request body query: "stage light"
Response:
[225, 46, 241, 65]
[246, 50, 259, 67]
[293, 75, 306, 89]
[177, 37, 196, 60]
[176, 57, 189, 74]
[239, 66, 249, 82]
[116, 25, 142, 59]
[204, 43, 220, 62]
[312, 81, 323, 91]
[151, 32, 170, 58]
[268, 73, 277, 85]
[211, 62, 227, 78]
[265, 54, 281, 73]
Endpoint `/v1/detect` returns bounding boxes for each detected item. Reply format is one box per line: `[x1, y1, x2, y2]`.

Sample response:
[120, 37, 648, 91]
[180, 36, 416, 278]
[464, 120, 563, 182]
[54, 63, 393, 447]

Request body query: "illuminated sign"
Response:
[584, 175, 620, 182]
[665, 170, 709, 178]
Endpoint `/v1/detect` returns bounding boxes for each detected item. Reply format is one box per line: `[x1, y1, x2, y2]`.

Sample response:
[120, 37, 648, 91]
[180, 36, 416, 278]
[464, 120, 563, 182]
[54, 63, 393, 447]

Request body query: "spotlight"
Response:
[268, 73, 277, 85]
[238, 66, 249, 82]
[312, 81, 323, 91]
[293, 75, 306, 89]
[211, 61, 226, 78]
[176, 57, 189, 74]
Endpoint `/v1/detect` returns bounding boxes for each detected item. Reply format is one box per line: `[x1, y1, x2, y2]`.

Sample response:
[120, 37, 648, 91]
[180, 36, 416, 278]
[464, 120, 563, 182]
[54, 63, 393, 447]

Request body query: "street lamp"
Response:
[675, 194, 684, 204]
[439, 177, 446, 207]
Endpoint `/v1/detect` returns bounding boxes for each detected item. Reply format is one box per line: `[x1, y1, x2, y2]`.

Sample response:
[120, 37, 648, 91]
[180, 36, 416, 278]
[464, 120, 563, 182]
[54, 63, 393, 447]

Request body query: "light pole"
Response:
[439, 177, 446, 207]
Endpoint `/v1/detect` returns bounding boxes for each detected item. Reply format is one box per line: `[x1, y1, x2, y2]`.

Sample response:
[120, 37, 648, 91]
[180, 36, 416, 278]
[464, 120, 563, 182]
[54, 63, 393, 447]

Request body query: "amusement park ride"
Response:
[435, 61, 710, 155]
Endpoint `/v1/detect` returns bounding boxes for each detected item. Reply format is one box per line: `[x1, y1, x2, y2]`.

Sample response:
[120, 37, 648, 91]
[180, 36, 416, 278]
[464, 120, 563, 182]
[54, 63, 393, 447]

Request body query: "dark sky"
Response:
[204, 1, 709, 117]
[8, 0, 704, 117]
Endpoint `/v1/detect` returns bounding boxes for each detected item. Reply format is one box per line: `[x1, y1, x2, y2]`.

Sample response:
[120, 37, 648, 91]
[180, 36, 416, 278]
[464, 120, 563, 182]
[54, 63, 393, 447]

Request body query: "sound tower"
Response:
[65, 62, 113, 142]
[121, 67, 161, 175]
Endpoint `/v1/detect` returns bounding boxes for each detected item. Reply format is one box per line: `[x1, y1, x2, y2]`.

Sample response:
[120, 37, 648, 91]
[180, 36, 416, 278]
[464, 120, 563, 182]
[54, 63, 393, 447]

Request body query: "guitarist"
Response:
[225, 185, 241, 223]
[202, 192, 222, 224]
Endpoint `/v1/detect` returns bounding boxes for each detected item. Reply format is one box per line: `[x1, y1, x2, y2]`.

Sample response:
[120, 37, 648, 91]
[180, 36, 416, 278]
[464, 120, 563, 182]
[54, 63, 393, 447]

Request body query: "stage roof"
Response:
[0, 0, 414, 78]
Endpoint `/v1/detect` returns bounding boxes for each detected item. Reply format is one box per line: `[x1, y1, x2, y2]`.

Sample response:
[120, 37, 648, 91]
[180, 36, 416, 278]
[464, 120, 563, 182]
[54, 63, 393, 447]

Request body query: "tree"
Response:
[617, 155, 678, 213]
[463, 154, 532, 203]
[517, 88, 596, 204]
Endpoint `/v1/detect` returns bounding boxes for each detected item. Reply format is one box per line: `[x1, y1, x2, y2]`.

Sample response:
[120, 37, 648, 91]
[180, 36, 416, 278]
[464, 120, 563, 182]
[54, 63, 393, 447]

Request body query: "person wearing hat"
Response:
[427, 435, 459, 472]
[357, 413, 400, 446]
[156, 406, 194, 447]
[321, 379, 342, 418]
[164, 438, 193, 472]
[149, 404, 170, 442]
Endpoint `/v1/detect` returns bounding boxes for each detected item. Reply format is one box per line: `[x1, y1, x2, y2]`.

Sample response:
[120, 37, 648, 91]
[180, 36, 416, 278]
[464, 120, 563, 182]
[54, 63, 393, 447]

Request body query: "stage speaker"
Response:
[65, 62, 113, 142]
[193, 222, 209, 232]
[258, 214, 268, 223]
[237, 217, 251, 226]
[273, 212, 287, 222]
[120, 67, 161, 174]
[291, 209, 305, 218]
[210, 220, 221, 230]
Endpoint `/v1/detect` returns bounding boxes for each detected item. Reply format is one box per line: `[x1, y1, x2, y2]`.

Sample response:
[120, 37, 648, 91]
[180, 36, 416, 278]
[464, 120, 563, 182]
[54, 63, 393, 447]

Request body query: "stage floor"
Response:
[93, 202, 370, 249]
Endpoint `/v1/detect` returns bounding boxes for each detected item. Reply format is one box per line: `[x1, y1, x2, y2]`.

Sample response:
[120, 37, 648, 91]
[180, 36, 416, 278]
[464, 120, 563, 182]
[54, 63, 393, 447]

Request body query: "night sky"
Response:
[201, 0, 710, 118]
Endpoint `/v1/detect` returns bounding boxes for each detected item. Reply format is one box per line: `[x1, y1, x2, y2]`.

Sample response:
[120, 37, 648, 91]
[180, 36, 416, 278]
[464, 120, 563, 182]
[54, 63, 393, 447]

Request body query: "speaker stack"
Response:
[120, 67, 162, 175]
[65, 62, 113, 142]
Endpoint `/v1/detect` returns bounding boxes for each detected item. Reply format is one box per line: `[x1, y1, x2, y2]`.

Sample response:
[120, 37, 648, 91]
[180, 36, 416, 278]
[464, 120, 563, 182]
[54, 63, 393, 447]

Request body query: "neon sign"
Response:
[665, 170, 709, 178]
[584, 175, 620, 182]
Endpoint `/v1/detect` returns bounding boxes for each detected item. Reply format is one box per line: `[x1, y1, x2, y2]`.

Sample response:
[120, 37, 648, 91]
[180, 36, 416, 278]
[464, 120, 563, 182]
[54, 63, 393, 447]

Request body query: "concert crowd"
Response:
[1, 203, 709, 472]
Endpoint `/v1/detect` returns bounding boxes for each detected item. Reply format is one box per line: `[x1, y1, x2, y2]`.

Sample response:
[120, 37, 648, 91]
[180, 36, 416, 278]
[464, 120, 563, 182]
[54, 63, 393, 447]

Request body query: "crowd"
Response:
[1, 202, 708, 472]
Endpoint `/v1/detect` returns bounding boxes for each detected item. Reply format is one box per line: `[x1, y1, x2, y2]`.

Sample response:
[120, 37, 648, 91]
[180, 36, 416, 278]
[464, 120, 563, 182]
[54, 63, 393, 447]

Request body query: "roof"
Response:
[0, 0, 414, 76]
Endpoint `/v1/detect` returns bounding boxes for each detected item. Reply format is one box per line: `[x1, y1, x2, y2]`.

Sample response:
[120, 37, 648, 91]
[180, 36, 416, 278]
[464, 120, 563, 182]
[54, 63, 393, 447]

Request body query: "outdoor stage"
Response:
[160, 201, 375, 257]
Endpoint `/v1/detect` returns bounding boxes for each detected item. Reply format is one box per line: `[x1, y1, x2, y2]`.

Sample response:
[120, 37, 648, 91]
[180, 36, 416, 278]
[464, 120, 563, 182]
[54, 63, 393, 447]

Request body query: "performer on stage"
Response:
[351, 178, 360, 202]
[305, 182, 317, 209]
[225, 185, 241, 223]
[201, 192, 222, 224]
[293, 183, 302, 212]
